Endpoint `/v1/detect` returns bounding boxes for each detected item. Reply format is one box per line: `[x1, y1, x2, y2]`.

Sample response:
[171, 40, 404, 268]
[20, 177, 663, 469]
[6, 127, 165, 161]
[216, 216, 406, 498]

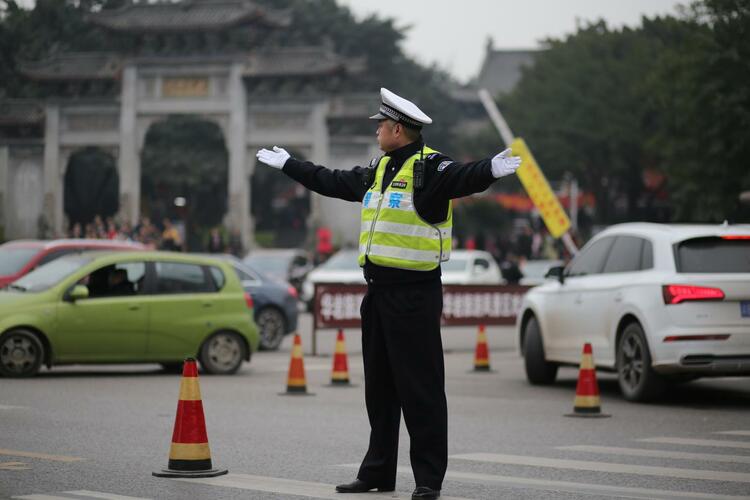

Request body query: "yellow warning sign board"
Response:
[511, 137, 571, 238]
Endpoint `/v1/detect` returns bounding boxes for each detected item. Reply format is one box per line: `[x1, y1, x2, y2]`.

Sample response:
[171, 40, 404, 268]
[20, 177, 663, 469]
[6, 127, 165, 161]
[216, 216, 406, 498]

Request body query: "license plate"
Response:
[742, 301, 750, 318]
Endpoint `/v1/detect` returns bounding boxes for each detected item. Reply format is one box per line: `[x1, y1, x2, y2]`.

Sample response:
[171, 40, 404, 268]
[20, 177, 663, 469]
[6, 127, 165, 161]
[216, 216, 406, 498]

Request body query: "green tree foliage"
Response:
[647, 0, 750, 221]
[0, 0, 126, 97]
[140, 116, 228, 228]
[485, 0, 749, 223]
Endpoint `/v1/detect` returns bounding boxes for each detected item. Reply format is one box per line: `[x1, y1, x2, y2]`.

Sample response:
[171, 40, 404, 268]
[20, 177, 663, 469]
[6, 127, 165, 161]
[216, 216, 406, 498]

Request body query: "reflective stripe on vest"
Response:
[358, 146, 453, 271]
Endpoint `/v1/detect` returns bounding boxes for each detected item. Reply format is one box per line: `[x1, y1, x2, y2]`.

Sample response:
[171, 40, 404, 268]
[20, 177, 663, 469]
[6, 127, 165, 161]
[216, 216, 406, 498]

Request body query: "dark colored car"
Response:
[198, 254, 298, 351]
[0, 239, 146, 288]
[243, 249, 313, 297]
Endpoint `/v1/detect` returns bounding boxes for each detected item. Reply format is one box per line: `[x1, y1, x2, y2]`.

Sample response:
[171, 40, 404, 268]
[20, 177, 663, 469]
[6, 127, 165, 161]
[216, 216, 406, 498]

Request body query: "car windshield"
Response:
[0, 246, 39, 275]
[441, 257, 468, 272]
[320, 251, 359, 270]
[675, 237, 750, 273]
[244, 255, 290, 275]
[12, 255, 91, 292]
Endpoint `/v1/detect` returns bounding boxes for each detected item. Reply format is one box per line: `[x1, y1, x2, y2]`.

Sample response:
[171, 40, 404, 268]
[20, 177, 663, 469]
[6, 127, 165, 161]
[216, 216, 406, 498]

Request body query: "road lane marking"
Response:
[716, 431, 750, 437]
[0, 449, 84, 462]
[451, 453, 750, 483]
[64, 491, 151, 500]
[0, 404, 28, 410]
[338, 463, 745, 500]
[12, 495, 75, 500]
[639, 437, 750, 450]
[0, 461, 31, 470]
[557, 445, 750, 464]
[13, 494, 150, 500]
[172, 473, 471, 499]
[428, 467, 745, 500]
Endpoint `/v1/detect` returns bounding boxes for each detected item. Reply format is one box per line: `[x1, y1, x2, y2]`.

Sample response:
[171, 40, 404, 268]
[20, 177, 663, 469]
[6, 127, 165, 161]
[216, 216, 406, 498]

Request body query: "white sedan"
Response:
[517, 222, 750, 401]
[301, 249, 503, 308]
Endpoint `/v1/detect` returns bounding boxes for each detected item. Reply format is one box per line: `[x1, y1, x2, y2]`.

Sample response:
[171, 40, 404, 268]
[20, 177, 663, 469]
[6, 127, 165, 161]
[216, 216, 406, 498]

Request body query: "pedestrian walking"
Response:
[256, 88, 521, 500]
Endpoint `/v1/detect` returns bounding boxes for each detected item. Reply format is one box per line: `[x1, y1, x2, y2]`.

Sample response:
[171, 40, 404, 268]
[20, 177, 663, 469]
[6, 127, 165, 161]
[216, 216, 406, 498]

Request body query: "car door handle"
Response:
[128, 304, 141, 311]
[614, 292, 623, 303]
[202, 303, 213, 308]
[574, 294, 583, 304]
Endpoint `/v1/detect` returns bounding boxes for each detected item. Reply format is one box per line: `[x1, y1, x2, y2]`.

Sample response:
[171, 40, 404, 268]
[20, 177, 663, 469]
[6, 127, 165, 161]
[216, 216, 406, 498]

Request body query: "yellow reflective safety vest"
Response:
[359, 146, 453, 271]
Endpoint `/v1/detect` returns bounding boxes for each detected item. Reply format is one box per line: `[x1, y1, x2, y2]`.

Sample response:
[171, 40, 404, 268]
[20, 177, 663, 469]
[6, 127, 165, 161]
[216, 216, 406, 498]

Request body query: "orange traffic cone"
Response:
[330, 330, 351, 385]
[565, 343, 610, 418]
[281, 334, 313, 395]
[153, 358, 228, 478]
[473, 324, 491, 372]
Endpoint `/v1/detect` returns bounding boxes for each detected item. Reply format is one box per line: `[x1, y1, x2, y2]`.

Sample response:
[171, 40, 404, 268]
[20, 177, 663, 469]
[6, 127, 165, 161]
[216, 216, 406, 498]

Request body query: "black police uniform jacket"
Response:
[281, 138, 497, 285]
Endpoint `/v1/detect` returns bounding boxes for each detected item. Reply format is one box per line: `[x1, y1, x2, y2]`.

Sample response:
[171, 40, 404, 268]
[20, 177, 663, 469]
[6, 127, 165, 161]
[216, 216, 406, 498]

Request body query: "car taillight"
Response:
[287, 286, 298, 299]
[721, 235, 750, 240]
[244, 292, 254, 309]
[662, 284, 725, 305]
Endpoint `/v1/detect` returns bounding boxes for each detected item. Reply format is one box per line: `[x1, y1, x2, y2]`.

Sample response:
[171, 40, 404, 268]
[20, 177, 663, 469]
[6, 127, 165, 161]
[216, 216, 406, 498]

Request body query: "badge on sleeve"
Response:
[437, 160, 452, 172]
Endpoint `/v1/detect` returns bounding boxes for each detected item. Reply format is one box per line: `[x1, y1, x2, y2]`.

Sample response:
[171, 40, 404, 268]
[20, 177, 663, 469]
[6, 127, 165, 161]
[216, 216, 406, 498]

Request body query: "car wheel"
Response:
[0, 329, 45, 378]
[616, 322, 666, 402]
[256, 307, 286, 351]
[523, 317, 558, 385]
[199, 331, 246, 375]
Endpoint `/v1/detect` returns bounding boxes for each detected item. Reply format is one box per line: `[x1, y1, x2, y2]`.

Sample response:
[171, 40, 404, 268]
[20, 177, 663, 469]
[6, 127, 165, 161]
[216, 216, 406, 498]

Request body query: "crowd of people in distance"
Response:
[65, 215, 243, 256]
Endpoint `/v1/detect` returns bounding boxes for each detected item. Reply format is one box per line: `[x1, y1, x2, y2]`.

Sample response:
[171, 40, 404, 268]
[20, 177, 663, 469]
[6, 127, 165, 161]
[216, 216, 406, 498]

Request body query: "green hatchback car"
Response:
[0, 251, 260, 377]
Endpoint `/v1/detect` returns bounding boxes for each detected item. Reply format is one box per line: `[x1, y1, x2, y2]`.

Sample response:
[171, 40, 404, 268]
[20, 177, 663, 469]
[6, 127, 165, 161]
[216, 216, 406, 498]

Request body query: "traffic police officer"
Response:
[256, 88, 521, 500]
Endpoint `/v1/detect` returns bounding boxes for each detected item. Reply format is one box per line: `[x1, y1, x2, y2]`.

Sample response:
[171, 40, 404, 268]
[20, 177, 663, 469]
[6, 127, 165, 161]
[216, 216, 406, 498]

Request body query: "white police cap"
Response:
[369, 87, 432, 129]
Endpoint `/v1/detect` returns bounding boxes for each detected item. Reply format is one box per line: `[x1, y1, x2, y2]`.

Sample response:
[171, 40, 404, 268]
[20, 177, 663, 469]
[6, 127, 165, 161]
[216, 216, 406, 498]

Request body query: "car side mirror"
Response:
[67, 284, 89, 302]
[545, 265, 565, 284]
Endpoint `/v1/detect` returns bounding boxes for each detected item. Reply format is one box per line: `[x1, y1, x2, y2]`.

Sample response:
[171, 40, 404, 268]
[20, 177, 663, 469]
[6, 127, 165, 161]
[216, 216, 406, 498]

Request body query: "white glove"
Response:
[256, 146, 290, 169]
[491, 148, 522, 178]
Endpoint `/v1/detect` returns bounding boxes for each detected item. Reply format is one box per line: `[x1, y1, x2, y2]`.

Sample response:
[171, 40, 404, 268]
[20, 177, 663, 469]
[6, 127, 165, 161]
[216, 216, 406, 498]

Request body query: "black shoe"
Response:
[335, 478, 395, 493]
[412, 486, 440, 499]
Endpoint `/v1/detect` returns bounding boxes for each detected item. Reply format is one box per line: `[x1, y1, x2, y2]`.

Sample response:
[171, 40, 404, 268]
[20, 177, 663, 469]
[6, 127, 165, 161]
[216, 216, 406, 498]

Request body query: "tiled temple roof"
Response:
[19, 53, 122, 80]
[89, 0, 290, 32]
[243, 47, 365, 78]
[0, 100, 45, 125]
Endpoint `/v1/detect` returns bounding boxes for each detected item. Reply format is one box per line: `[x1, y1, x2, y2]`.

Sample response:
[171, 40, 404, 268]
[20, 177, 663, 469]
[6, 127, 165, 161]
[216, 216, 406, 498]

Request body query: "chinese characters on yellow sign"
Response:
[511, 137, 571, 238]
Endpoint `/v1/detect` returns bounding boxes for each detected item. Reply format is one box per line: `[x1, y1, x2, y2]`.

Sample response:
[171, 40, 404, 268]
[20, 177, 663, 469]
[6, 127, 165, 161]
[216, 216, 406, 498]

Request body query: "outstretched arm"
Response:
[256, 146, 369, 202]
[424, 148, 522, 200]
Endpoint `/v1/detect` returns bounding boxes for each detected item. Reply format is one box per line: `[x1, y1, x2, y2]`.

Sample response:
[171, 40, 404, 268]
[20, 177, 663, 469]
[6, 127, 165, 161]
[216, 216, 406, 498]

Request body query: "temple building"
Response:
[0, 0, 375, 249]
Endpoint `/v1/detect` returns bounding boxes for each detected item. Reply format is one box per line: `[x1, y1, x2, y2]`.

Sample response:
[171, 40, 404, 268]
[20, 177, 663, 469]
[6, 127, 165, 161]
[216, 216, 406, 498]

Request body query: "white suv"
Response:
[517, 222, 750, 401]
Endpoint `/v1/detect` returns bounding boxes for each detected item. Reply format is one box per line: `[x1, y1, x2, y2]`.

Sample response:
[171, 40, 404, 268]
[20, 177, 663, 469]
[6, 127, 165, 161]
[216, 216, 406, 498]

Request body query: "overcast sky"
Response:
[338, 0, 685, 83]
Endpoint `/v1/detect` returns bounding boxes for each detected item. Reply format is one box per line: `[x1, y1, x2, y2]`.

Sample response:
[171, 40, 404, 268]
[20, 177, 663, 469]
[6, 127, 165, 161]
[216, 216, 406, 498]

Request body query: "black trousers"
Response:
[356, 279, 447, 490]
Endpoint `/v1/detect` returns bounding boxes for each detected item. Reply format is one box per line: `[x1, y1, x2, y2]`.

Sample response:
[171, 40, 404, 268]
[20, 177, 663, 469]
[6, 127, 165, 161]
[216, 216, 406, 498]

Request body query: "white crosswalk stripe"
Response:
[639, 437, 750, 449]
[172, 473, 472, 500]
[557, 445, 750, 464]
[13, 493, 150, 500]
[65, 491, 151, 500]
[451, 452, 750, 483]
[410, 467, 747, 500]
[716, 430, 750, 437]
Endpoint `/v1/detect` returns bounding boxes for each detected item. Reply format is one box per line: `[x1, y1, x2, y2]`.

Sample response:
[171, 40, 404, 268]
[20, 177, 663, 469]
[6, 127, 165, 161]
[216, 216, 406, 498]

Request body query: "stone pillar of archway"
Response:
[308, 101, 331, 240]
[117, 64, 139, 226]
[43, 103, 62, 237]
[226, 62, 252, 252]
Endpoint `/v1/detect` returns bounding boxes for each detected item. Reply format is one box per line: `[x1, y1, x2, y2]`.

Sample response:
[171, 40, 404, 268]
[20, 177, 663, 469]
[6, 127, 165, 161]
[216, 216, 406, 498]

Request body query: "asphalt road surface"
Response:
[2, 315, 749, 500]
